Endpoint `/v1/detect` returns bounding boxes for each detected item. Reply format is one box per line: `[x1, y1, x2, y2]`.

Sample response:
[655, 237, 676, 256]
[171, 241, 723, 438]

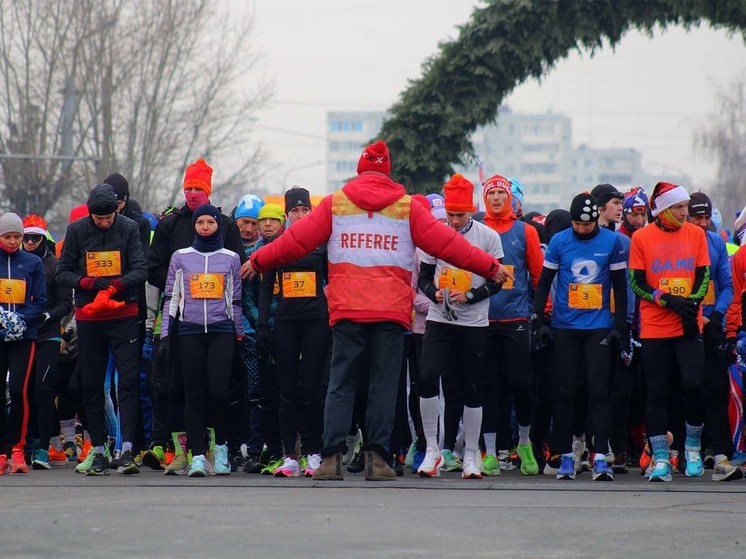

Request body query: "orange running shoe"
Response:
[639, 442, 652, 471]
[10, 447, 28, 473]
[77, 438, 92, 463]
[48, 447, 69, 465]
[0, 454, 8, 475]
[165, 449, 175, 466]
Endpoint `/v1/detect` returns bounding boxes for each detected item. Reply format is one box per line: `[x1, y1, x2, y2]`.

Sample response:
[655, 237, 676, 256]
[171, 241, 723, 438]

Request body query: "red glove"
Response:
[81, 286, 125, 315]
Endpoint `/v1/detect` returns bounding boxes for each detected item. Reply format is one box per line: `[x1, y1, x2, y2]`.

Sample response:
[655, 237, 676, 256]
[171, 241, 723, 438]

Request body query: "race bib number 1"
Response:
[190, 273, 224, 299]
[438, 267, 472, 292]
[86, 251, 122, 277]
[0, 278, 26, 304]
[568, 283, 603, 310]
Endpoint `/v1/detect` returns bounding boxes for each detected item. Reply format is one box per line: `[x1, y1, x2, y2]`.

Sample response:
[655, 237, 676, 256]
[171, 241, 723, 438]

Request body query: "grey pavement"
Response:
[2, 465, 746, 558]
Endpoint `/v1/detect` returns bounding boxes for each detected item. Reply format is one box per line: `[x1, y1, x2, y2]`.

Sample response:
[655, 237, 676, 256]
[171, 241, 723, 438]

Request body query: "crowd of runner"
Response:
[1, 139, 745, 483]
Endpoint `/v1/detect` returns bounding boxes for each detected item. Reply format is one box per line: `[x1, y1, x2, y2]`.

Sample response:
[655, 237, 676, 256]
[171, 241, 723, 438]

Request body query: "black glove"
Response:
[531, 313, 553, 348]
[257, 327, 273, 357]
[661, 294, 698, 321]
[156, 336, 170, 363]
[601, 327, 622, 347]
[702, 311, 725, 345]
[682, 315, 700, 338]
[93, 277, 112, 291]
[725, 337, 738, 364]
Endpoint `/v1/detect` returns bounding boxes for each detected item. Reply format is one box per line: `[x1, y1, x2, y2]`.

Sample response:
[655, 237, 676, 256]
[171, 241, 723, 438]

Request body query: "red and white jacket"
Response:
[251, 172, 501, 328]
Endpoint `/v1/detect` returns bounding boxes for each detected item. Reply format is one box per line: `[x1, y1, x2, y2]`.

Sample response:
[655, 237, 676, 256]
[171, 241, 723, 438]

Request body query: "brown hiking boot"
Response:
[364, 450, 395, 481]
[312, 452, 343, 481]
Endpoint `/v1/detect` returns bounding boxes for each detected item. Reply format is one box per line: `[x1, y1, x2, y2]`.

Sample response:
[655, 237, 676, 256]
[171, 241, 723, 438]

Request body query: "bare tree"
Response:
[0, 0, 270, 230]
[697, 74, 746, 214]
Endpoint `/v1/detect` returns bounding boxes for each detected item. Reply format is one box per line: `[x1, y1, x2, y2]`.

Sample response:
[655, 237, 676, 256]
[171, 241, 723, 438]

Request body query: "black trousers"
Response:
[641, 336, 704, 438]
[33, 339, 63, 444]
[0, 339, 35, 451]
[552, 328, 612, 455]
[179, 332, 234, 455]
[274, 319, 329, 456]
[78, 318, 140, 447]
[702, 334, 733, 456]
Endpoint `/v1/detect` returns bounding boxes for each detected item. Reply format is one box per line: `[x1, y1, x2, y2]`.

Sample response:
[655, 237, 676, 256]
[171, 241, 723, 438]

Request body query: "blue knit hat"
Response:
[235, 194, 265, 220]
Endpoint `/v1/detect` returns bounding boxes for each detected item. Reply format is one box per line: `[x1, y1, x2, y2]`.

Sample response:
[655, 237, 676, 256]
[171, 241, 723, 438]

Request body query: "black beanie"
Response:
[104, 173, 129, 202]
[544, 209, 572, 242]
[688, 192, 712, 217]
[570, 193, 599, 223]
[87, 184, 119, 215]
[590, 183, 622, 207]
[284, 187, 312, 213]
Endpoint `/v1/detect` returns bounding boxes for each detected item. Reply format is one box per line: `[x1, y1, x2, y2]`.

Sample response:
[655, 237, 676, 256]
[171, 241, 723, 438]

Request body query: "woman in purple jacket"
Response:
[160, 204, 243, 478]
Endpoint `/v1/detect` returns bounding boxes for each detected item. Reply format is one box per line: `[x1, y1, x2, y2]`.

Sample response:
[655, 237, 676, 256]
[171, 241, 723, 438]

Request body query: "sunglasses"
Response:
[23, 234, 44, 243]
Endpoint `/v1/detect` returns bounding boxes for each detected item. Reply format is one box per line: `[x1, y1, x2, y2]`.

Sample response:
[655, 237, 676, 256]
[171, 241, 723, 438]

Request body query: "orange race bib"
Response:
[568, 283, 603, 310]
[273, 277, 280, 296]
[659, 277, 691, 298]
[282, 271, 317, 298]
[703, 280, 715, 306]
[501, 265, 515, 290]
[0, 278, 26, 304]
[438, 267, 472, 292]
[86, 251, 121, 277]
[189, 273, 224, 299]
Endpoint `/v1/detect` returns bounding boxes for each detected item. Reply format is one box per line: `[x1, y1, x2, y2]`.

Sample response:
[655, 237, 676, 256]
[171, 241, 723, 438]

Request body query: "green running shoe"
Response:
[440, 449, 463, 471]
[261, 457, 284, 475]
[517, 444, 539, 475]
[481, 453, 500, 476]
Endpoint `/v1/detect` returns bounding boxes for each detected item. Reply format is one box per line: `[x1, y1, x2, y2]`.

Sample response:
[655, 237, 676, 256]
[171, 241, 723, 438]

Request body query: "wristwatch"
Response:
[465, 291, 474, 302]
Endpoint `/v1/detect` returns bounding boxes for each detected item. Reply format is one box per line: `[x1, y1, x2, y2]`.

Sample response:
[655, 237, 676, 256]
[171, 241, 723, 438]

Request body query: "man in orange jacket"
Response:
[243, 140, 511, 481]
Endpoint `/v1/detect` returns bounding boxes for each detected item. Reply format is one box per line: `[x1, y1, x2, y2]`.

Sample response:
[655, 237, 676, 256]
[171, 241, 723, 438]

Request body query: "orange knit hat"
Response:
[183, 158, 213, 195]
[23, 214, 48, 236]
[443, 174, 476, 213]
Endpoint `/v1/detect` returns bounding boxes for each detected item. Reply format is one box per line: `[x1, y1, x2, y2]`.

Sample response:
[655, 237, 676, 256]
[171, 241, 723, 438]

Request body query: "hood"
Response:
[342, 173, 406, 212]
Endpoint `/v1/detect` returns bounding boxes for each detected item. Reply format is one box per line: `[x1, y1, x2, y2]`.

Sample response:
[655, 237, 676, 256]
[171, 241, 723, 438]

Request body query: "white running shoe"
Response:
[572, 437, 587, 474]
[274, 457, 300, 477]
[417, 447, 443, 477]
[461, 456, 482, 479]
[343, 429, 363, 465]
[304, 454, 322, 477]
[497, 449, 514, 471]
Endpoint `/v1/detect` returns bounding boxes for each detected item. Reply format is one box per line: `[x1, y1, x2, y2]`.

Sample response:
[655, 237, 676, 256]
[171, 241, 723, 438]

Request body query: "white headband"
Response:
[651, 185, 689, 217]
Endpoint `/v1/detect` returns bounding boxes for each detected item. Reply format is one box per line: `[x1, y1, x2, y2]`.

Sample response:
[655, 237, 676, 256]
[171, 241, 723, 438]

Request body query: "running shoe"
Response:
[48, 447, 68, 465]
[703, 449, 715, 470]
[86, 452, 110, 476]
[142, 445, 166, 471]
[684, 450, 704, 477]
[274, 457, 300, 477]
[543, 454, 561, 476]
[497, 449, 514, 471]
[164, 454, 189, 476]
[410, 450, 425, 473]
[63, 441, 78, 462]
[11, 448, 28, 474]
[612, 452, 628, 474]
[592, 457, 614, 481]
[481, 454, 500, 476]
[118, 450, 140, 475]
[242, 454, 266, 474]
[390, 454, 404, 477]
[441, 449, 463, 471]
[343, 428, 363, 465]
[517, 444, 539, 476]
[76, 436, 92, 463]
[639, 441, 652, 474]
[556, 455, 575, 480]
[260, 457, 284, 476]
[572, 438, 587, 474]
[75, 447, 97, 474]
[648, 459, 672, 482]
[731, 450, 746, 466]
[188, 454, 207, 477]
[669, 450, 680, 473]
[32, 449, 51, 470]
[0, 454, 8, 475]
[304, 454, 322, 477]
[712, 458, 744, 482]
[461, 456, 482, 479]
[213, 444, 231, 475]
[404, 440, 417, 468]
[109, 449, 121, 470]
[417, 448, 443, 477]
[347, 451, 365, 473]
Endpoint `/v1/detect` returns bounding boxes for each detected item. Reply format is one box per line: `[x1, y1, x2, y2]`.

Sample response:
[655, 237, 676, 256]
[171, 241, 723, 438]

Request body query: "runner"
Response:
[629, 182, 710, 482]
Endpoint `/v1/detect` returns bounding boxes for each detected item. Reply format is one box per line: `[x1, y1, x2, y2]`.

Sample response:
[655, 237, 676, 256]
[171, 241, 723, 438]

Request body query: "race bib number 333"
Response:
[86, 251, 122, 277]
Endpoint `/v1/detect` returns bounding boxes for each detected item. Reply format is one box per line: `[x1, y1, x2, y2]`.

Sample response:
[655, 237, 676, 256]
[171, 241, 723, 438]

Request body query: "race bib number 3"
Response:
[438, 267, 472, 292]
[190, 273, 224, 299]
[659, 277, 691, 298]
[568, 283, 603, 310]
[86, 251, 122, 277]
[703, 280, 715, 306]
[501, 265, 515, 290]
[282, 271, 317, 298]
[0, 278, 26, 304]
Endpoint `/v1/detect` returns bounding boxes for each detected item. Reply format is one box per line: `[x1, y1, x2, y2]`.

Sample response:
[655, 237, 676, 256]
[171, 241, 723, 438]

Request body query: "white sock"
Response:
[594, 452, 605, 462]
[60, 419, 75, 442]
[51, 436, 63, 452]
[419, 396, 441, 453]
[121, 442, 132, 454]
[462, 405, 483, 462]
[484, 432, 497, 456]
[93, 445, 106, 455]
[518, 425, 531, 446]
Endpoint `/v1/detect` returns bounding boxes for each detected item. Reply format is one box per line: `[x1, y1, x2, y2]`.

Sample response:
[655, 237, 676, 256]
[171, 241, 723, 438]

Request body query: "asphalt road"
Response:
[2, 465, 745, 558]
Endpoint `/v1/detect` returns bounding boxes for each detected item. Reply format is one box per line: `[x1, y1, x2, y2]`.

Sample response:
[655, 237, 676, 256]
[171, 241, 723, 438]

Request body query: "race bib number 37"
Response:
[86, 251, 122, 277]
[190, 273, 224, 299]
[0, 278, 26, 304]
[568, 283, 602, 310]
[282, 271, 317, 298]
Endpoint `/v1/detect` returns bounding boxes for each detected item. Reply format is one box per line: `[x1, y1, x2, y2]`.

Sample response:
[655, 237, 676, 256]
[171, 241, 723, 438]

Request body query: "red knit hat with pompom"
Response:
[444, 174, 476, 212]
[23, 214, 48, 236]
[357, 140, 391, 176]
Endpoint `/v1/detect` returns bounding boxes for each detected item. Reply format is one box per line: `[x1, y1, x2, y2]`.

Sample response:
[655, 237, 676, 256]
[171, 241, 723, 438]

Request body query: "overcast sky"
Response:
[246, 0, 746, 199]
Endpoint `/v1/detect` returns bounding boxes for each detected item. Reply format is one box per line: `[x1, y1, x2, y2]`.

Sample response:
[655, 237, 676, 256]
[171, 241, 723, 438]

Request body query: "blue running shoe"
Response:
[592, 457, 614, 481]
[685, 450, 704, 477]
[213, 444, 230, 475]
[648, 459, 672, 482]
[189, 454, 207, 477]
[556, 454, 575, 480]
[411, 450, 425, 473]
[731, 451, 746, 467]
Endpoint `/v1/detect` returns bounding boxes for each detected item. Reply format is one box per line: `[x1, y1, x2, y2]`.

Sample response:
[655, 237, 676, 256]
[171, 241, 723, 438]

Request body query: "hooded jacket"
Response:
[0, 247, 47, 340]
[27, 244, 73, 341]
[251, 172, 501, 328]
